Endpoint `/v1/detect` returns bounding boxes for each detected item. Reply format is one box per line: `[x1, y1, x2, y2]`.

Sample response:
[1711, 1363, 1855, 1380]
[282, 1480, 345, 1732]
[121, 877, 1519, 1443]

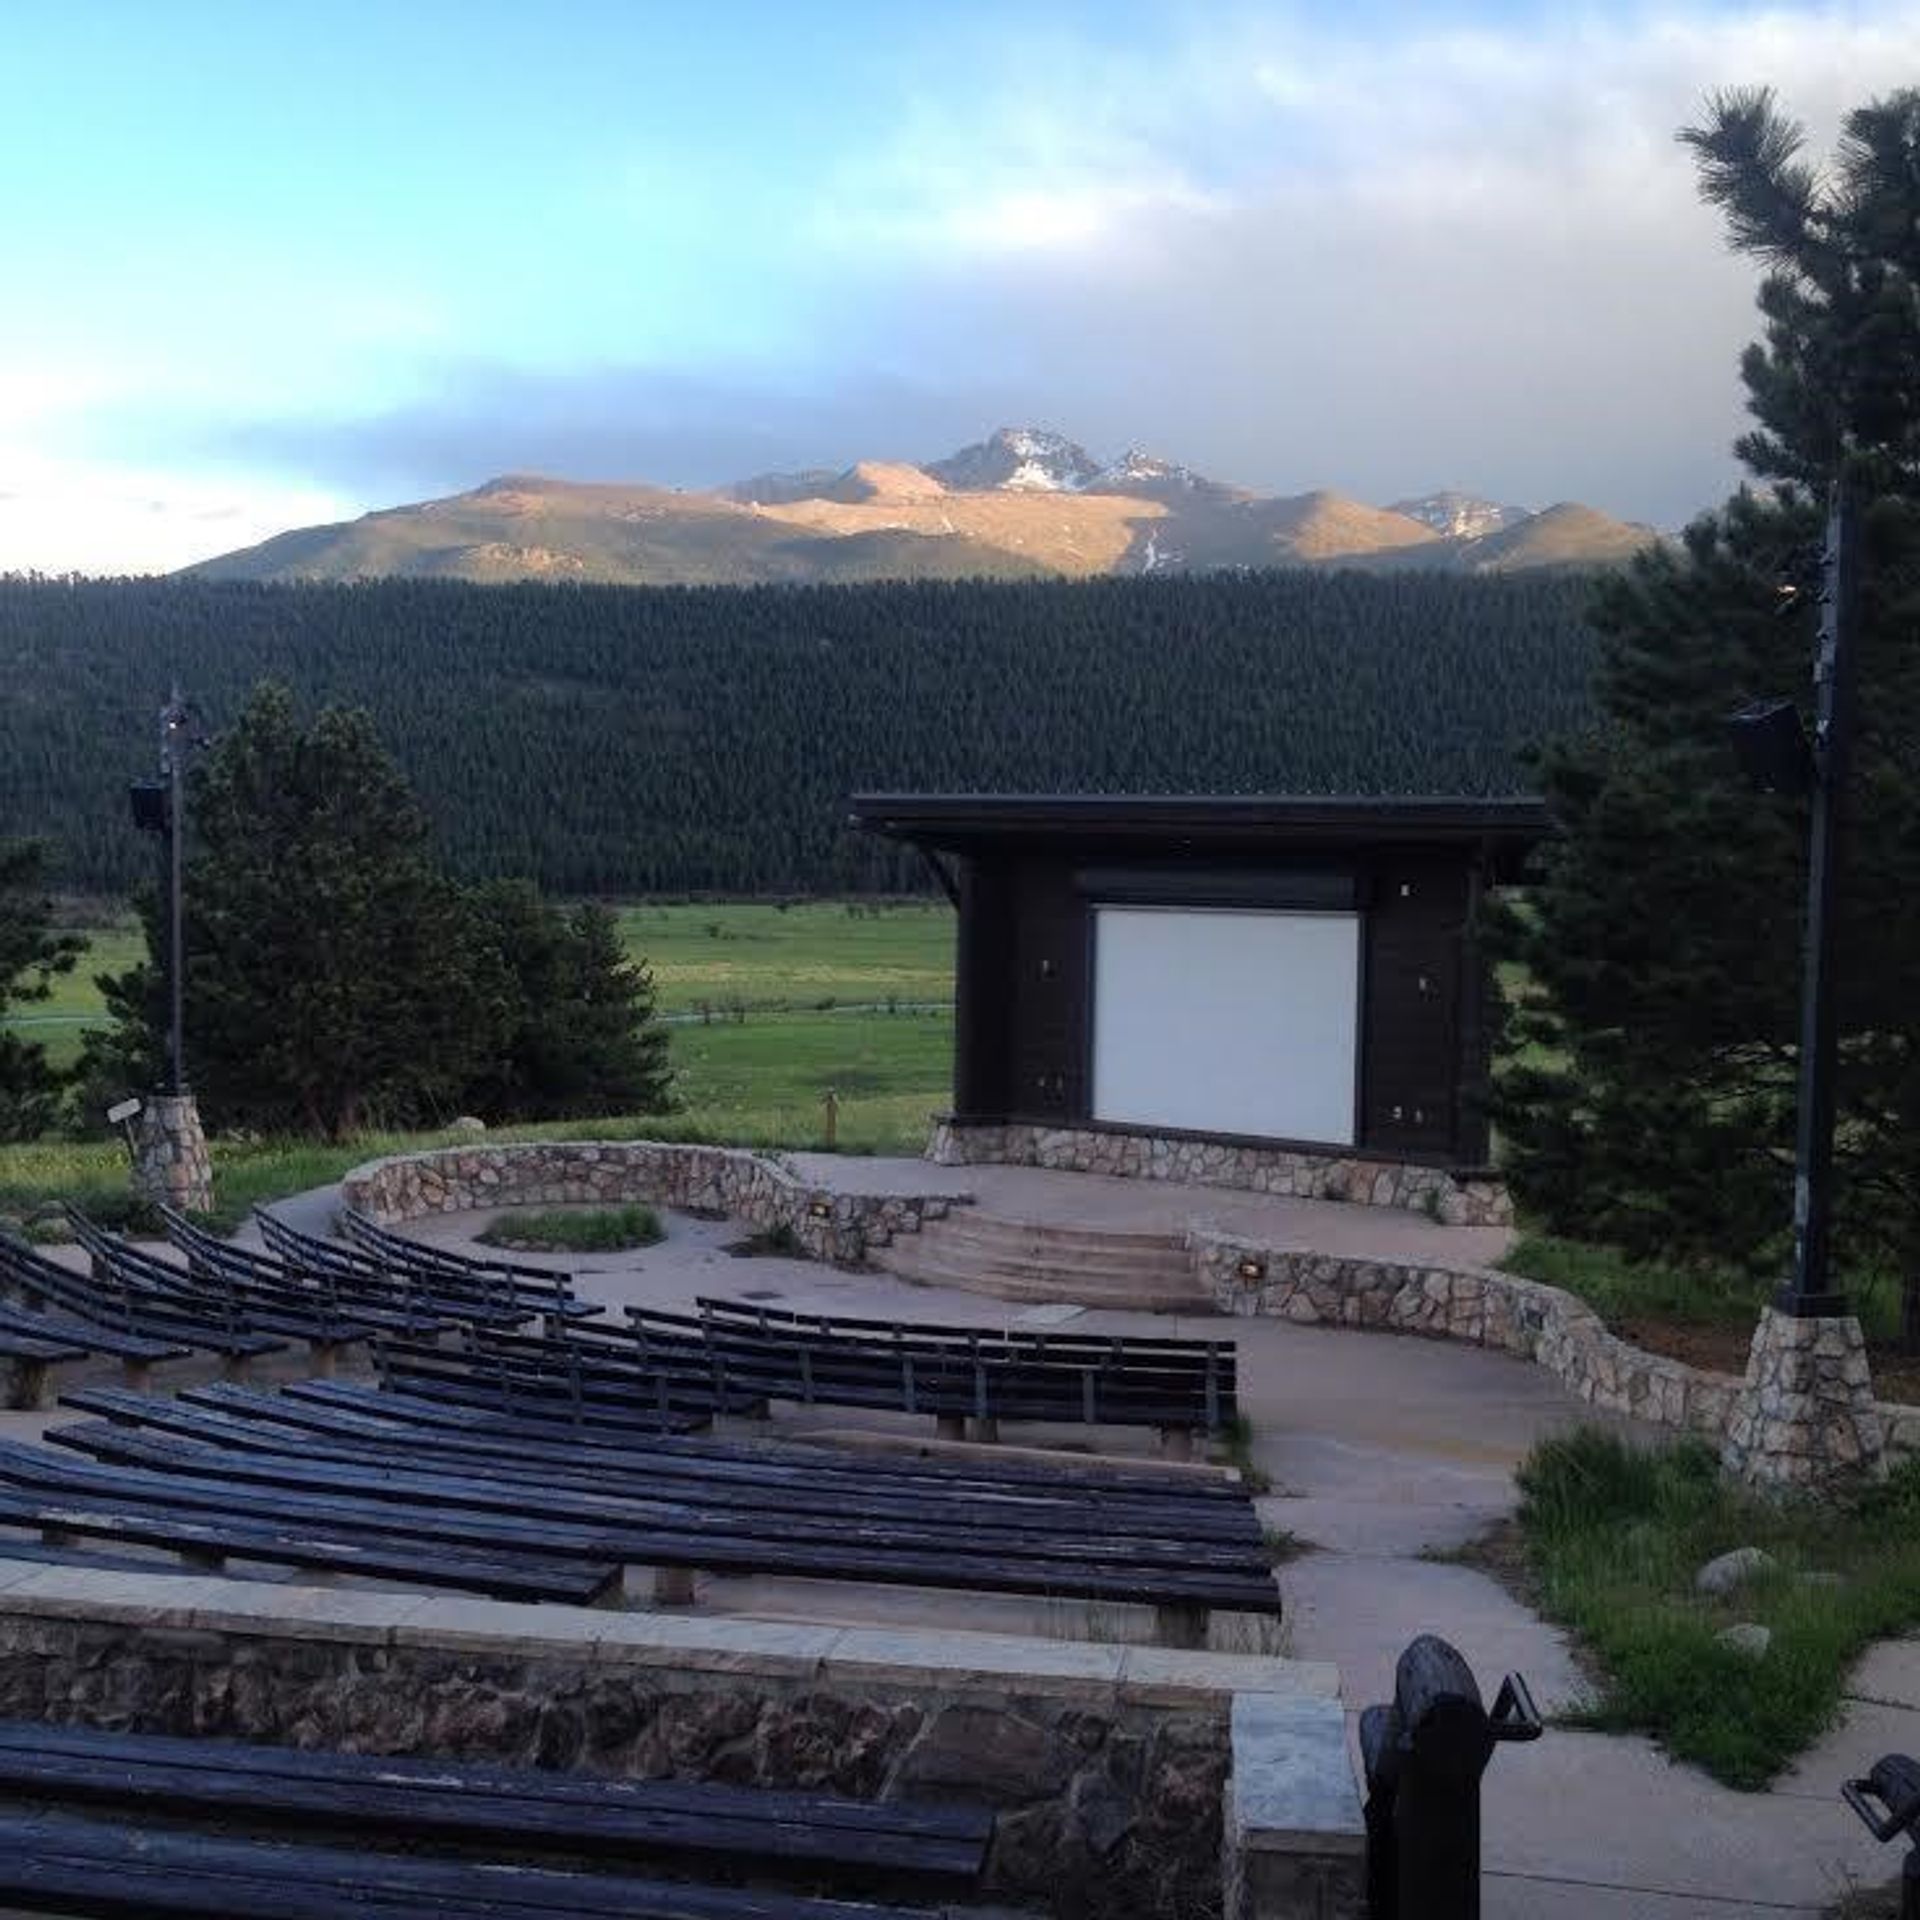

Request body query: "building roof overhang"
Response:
[849, 792, 1550, 872]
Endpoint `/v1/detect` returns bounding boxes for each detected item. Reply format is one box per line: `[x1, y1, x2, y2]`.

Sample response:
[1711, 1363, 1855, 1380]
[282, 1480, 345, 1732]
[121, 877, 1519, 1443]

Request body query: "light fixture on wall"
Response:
[1235, 1256, 1267, 1285]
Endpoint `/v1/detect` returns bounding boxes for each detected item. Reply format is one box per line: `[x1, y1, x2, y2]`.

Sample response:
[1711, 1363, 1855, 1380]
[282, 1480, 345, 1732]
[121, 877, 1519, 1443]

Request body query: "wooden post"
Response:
[823, 1087, 839, 1150]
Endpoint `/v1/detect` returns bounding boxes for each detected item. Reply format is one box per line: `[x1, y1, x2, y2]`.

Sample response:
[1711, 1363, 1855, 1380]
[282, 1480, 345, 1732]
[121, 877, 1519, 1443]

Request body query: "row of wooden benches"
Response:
[325, 1210, 1238, 1433]
[0, 1718, 998, 1920]
[0, 1205, 598, 1402]
[408, 1310, 1234, 1442]
[17, 1377, 1279, 1639]
[17, 1202, 1240, 1440]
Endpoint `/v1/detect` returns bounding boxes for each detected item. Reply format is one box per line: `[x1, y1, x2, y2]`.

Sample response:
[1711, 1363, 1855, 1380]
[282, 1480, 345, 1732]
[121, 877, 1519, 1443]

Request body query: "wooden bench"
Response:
[79, 1380, 1259, 1519]
[46, 1381, 1279, 1640]
[0, 1805, 960, 1920]
[65, 1211, 382, 1372]
[697, 1295, 1237, 1440]
[0, 1435, 619, 1603]
[338, 1211, 587, 1320]
[372, 1335, 757, 1429]
[254, 1208, 541, 1328]
[0, 1232, 268, 1384]
[0, 1719, 992, 1895]
[160, 1207, 456, 1340]
[466, 1305, 1233, 1448]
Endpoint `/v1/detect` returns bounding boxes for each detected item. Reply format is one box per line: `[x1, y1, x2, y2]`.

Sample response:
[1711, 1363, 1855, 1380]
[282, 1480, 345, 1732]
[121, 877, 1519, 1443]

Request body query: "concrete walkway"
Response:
[254, 1172, 1920, 1911]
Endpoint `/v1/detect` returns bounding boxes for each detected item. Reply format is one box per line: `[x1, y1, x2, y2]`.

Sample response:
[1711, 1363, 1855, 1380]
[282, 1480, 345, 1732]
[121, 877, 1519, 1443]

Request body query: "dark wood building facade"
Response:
[850, 795, 1546, 1173]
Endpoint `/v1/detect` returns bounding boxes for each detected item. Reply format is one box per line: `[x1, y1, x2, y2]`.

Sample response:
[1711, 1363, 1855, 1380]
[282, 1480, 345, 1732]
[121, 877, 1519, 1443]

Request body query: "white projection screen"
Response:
[1091, 906, 1360, 1145]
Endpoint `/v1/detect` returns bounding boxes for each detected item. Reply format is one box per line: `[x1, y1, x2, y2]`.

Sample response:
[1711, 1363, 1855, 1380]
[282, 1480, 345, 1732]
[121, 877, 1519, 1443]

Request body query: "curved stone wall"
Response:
[927, 1119, 1511, 1228]
[340, 1139, 1919, 1464]
[1193, 1234, 1920, 1462]
[341, 1140, 962, 1266]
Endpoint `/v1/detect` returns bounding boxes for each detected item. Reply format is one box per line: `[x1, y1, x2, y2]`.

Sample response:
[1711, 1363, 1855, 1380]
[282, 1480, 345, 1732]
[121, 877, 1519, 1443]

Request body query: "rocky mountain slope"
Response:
[186, 427, 1659, 585]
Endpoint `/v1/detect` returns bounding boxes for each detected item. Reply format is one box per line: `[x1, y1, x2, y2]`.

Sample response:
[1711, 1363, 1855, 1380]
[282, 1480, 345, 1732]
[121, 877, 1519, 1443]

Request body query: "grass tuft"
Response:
[477, 1204, 663, 1253]
[1516, 1428, 1920, 1788]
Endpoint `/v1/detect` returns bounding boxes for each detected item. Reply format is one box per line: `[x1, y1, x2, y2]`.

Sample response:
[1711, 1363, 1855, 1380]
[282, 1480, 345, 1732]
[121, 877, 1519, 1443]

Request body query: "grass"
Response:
[1215, 1411, 1273, 1493]
[1502, 1233, 1909, 1350]
[1502, 1235, 1774, 1329]
[5, 900, 957, 1075]
[1515, 1426, 1920, 1788]
[0, 900, 958, 1228]
[478, 1204, 663, 1252]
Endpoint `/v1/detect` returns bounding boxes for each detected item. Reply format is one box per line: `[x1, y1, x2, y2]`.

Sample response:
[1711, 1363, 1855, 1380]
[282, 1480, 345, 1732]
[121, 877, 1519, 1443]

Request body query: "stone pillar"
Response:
[1721, 1307, 1886, 1495]
[130, 1093, 213, 1214]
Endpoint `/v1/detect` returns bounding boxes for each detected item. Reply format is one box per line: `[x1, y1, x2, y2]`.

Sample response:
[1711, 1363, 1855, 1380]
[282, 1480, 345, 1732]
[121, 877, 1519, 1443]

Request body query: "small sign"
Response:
[106, 1098, 143, 1126]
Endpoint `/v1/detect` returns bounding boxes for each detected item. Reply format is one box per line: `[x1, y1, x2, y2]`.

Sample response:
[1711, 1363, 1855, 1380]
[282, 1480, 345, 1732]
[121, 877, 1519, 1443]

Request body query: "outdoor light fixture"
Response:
[1728, 697, 1814, 797]
[1235, 1256, 1267, 1285]
[807, 1198, 833, 1220]
[128, 780, 169, 834]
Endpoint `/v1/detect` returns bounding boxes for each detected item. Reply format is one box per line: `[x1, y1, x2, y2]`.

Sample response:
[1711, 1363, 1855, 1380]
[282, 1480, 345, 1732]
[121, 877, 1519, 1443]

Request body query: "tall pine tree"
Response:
[1492, 89, 1920, 1344]
[0, 842, 81, 1141]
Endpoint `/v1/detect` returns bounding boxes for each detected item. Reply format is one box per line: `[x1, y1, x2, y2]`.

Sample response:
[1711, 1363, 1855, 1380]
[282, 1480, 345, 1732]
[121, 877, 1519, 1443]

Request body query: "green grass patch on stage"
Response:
[478, 1204, 664, 1253]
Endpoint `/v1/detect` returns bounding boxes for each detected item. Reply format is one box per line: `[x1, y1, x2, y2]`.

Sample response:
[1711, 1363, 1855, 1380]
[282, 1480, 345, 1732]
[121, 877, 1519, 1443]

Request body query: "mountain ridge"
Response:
[185, 426, 1660, 585]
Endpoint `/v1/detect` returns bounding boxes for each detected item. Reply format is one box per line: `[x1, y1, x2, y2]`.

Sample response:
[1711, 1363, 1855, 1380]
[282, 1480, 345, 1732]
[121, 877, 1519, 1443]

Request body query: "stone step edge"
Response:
[928, 1213, 1191, 1254]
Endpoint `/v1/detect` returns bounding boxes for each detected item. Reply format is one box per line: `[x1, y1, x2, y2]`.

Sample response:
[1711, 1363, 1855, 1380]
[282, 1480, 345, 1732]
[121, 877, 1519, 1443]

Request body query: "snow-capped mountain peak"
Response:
[926, 427, 1104, 494]
[1097, 447, 1203, 492]
[1388, 491, 1530, 539]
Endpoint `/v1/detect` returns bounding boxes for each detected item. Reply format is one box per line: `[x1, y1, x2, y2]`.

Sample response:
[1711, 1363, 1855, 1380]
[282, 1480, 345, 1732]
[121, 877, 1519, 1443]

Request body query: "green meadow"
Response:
[0, 902, 958, 1220]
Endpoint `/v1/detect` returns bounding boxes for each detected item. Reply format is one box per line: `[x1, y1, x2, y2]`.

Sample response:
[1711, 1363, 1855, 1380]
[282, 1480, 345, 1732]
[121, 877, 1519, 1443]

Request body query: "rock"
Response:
[1695, 1547, 1776, 1595]
[898, 1705, 1076, 1806]
[450, 1115, 487, 1135]
[1717, 1623, 1772, 1659]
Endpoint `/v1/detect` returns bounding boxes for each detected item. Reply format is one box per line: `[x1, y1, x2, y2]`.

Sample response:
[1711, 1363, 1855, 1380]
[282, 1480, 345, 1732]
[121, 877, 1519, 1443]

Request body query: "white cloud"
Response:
[791, 4, 1920, 521]
[0, 452, 359, 576]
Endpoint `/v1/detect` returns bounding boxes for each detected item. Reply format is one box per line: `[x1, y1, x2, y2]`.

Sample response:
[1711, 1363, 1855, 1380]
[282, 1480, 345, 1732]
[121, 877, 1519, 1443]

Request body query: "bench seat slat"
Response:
[0, 1809, 936, 1920]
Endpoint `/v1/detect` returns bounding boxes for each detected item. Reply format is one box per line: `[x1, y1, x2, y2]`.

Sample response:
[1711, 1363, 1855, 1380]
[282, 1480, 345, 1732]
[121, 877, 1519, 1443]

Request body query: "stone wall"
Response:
[342, 1142, 964, 1265]
[0, 1567, 1346, 1920]
[927, 1119, 1511, 1229]
[1195, 1234, 1920, 1463]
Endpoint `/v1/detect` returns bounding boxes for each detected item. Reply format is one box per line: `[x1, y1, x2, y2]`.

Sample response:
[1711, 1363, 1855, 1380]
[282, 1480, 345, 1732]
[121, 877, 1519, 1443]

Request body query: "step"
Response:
[892, 1242, 1197, 1289]
[913, 1221, 1192, 1268]
[878, 1250, 1212, 1314]
[927, 1212, 1190, 1256]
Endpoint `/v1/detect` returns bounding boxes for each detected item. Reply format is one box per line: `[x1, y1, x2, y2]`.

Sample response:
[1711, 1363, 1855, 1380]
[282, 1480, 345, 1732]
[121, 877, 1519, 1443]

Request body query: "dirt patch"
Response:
[1614, 1318, 1920, 1406]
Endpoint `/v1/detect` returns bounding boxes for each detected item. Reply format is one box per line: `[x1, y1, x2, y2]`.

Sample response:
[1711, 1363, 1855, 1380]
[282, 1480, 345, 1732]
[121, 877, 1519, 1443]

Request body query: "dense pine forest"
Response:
[1, 571, 1600, 896]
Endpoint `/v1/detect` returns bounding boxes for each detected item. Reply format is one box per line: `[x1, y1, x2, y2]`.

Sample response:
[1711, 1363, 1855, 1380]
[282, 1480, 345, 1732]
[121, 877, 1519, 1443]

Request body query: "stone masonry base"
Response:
[1722, 1308, 1888, 1494]
[130, 1092, 212, 1213]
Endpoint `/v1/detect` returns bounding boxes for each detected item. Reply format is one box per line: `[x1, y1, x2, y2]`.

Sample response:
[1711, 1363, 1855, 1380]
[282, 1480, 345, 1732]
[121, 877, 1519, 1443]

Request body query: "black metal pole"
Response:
[161, 690, 188, 1097]
[1781, 482, 1860, 1318]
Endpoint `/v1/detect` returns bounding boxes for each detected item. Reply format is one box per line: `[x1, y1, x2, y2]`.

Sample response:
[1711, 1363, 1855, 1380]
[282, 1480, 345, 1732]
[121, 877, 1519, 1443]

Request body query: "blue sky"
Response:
[0, 1, 1912, 570]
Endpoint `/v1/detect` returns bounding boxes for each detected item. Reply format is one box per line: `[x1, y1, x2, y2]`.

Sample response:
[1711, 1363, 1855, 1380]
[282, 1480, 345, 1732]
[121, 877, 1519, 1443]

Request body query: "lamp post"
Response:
[124, 688, 212, 1212]
[1720, 480, 1884, 1492]
[1780, 482, 1861, 1319]
[159, 688, 192, 1095]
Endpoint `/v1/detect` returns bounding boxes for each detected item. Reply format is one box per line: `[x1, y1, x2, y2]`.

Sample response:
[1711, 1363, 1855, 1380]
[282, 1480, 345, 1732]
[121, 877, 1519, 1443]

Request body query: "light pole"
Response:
[1721, 479, 1884, 1492]
[159, 688, 192, 1095]
[125, 688, 213, 1212]
[1780, 481, 1860, 1319]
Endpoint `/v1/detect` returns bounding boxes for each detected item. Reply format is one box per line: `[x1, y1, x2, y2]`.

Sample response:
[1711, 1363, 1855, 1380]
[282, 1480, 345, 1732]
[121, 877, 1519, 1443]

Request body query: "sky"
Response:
[0, 1, 1913, 573]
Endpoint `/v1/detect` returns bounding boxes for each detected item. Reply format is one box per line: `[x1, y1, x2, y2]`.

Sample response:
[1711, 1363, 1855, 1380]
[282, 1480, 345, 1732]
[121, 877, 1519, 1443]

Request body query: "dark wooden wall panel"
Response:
[1361, 854, 1468, 1159]
[1006, 858, 1086, 1121]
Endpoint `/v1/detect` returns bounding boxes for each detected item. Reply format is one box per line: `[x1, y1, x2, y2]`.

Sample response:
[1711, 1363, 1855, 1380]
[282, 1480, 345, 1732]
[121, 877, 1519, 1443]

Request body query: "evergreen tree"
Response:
[93, 683, 506, 1138]
[1492, 89, 1920, 1343]
[0, 841, 81, 1140]
[460, 882, 673, 1120]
